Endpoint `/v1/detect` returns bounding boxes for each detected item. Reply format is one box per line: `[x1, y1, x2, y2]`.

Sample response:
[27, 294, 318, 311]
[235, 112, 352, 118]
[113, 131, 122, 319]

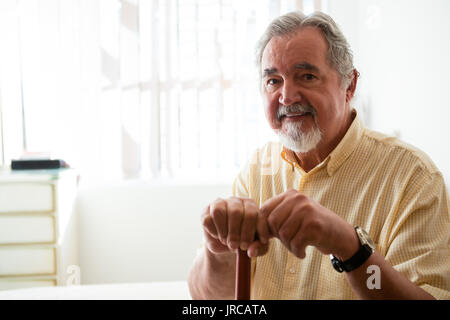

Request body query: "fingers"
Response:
[278, 209, 303, 253]
[202, 204, 230, 255]
[256, 208, 271, 245]
[265, 191, 299, 237]
[247, 241, 270, 258]
[239, 200, 258, 250]
[203, 226, 228, 254]
[227, 198, 244, 250]
[202, 206, 217, 239]
[260, 190, 312, 259]
[209, 199, 228, 244]
[205, 190, 326, 260]
[260, 191, 288, 218]
[202, 197, 270, 256]
[289, 224, 309, 259]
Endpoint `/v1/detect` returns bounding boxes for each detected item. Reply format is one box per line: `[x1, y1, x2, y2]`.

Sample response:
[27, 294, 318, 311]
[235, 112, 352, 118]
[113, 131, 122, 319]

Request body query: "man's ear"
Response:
[345, 69, 359, 103]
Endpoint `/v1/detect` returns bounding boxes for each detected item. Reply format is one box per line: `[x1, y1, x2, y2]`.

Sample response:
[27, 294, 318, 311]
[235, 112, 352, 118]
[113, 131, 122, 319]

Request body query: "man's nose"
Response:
[278, 81, 301, 106]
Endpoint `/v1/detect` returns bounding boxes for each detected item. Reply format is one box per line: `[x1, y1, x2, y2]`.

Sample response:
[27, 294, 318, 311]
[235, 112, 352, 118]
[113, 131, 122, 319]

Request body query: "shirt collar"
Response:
[280, 109, 364, 176]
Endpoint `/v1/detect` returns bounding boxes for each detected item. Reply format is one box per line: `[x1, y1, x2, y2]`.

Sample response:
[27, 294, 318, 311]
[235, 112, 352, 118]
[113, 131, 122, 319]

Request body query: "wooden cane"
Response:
[235, 249, 251, 300]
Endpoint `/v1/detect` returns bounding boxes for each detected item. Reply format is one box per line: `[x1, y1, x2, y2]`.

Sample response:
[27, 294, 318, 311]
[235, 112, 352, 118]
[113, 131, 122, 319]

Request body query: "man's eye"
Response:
[267, 79, 280, 86]
[302, 74, 317, 81]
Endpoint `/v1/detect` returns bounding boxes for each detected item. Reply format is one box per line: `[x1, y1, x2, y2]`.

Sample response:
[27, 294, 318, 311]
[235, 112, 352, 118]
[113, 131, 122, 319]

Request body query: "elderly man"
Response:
[188, 11, 449, 299]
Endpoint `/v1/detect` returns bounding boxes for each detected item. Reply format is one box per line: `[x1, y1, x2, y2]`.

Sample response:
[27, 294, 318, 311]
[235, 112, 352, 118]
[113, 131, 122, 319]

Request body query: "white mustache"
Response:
[277, 104, 316, 122]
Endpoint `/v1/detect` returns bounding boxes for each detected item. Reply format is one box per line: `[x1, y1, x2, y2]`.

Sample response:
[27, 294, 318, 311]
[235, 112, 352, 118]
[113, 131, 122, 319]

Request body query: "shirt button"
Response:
[289, 268, 295, 274]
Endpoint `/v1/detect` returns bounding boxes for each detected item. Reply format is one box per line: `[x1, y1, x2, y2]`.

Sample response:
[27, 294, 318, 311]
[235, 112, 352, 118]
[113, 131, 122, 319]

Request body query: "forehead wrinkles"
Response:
[261, 29, 329, 75]
[261, 37, 291, 73]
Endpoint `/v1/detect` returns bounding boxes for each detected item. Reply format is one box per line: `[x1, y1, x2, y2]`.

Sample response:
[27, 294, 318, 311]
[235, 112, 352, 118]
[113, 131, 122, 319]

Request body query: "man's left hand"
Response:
[260, 189, 359, 260]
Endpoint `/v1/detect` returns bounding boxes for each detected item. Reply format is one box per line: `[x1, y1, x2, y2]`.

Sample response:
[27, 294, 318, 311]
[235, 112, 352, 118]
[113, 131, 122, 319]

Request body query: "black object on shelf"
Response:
[11, 159, 70, 170]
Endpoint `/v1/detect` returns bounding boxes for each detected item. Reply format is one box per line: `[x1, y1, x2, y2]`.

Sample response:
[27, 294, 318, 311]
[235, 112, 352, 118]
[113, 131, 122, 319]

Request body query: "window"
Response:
[0, 0, 323, 184]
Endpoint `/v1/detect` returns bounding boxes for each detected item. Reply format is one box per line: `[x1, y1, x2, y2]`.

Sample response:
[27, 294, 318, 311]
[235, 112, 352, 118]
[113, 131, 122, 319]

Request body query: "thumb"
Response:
[247, 240, 270, 258]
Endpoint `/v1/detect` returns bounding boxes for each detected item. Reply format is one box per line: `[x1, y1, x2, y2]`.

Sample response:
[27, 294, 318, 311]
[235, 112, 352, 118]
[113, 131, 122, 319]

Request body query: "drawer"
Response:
[0, 182, 54, 213]
[0, 278, 56, 291]
[0, 215, 55, 244]
[0, 246, 56, 276]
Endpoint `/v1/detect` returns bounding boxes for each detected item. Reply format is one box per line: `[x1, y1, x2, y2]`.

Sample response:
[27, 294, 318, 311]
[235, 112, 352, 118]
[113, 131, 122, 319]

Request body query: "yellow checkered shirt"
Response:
[232, 112, 450, 299]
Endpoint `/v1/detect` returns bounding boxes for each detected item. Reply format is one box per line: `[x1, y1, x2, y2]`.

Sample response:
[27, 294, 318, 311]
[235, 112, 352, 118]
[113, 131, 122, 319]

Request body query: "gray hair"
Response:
[256, 11, 357, 87]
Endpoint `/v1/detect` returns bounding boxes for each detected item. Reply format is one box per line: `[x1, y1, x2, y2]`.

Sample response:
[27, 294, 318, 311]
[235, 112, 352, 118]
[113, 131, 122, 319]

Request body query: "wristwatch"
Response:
[330, 226, 375, 273]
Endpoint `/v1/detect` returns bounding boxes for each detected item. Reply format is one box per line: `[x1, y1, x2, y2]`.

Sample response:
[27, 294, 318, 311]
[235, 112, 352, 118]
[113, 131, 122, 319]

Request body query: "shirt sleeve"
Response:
[384, 170, 450, 299]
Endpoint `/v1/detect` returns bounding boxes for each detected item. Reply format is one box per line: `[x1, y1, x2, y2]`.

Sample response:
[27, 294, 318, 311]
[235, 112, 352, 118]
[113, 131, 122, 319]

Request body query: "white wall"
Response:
[327, 0, 450, 184]
[75, 182, 232, 284]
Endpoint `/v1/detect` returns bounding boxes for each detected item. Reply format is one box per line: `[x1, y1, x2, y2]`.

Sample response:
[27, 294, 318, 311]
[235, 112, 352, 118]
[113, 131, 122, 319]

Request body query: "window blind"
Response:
[0, 0, 322, 183]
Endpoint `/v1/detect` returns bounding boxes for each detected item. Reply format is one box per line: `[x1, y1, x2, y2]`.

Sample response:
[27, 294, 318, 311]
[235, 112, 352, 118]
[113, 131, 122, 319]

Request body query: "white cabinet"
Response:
[0, 169, 79, 290]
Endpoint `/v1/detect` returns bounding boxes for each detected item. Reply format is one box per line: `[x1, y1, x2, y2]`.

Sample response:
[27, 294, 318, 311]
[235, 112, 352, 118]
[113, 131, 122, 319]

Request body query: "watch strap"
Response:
[339, 244, 373, 272]
[330, 227, 374, 273]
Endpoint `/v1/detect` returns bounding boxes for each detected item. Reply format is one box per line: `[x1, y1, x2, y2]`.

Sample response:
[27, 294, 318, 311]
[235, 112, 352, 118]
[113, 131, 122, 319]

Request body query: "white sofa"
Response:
[75, 180, 232, 285]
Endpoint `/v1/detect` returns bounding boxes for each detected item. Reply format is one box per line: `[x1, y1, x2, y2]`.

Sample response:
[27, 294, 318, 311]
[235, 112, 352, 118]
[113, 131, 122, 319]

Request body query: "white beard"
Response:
[277, 120, 322, 153]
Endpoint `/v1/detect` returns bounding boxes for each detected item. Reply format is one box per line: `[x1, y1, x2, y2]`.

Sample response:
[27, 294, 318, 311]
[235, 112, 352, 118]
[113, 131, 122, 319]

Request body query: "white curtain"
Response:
[0, 0, 322, 183]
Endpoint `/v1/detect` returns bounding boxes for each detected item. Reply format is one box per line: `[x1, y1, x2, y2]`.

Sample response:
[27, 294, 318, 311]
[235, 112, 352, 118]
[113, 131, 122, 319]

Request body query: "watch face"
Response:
[356, 227, 375, 250]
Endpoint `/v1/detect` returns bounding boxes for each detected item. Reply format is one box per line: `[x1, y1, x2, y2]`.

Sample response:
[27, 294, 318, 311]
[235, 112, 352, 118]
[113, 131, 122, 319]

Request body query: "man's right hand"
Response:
[202, 197, 271, 258]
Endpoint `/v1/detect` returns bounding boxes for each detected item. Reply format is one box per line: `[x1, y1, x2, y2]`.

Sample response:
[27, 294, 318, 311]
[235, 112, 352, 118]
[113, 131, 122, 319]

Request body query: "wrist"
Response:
[331, 226, 376, 273]
[201, 247, 236, 299]
[333, 224, 360, 261]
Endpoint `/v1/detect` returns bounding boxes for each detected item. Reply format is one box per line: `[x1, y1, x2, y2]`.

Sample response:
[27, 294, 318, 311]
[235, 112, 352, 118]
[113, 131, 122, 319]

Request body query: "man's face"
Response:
[261, 27, 352, 153]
